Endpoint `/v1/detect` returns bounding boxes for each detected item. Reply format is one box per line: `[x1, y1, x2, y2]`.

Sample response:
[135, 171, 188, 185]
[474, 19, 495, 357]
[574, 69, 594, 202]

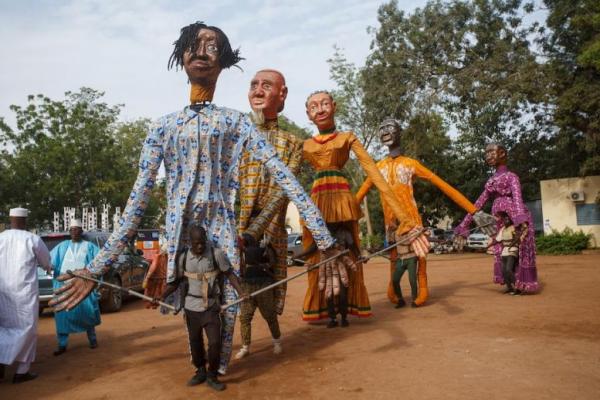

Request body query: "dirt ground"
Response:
[1, 253, 599, 400]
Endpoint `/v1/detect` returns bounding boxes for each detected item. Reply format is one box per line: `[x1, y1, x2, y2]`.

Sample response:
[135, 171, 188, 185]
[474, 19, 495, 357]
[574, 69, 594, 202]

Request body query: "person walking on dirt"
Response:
[0, 207, 52, 383]
[50, 219, 101, 356]
[160, 224, 246, 392]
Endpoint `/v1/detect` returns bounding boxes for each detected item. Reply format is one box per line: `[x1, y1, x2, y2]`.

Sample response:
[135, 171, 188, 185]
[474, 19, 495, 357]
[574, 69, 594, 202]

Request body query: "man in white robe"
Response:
[0, 207, 51, 383]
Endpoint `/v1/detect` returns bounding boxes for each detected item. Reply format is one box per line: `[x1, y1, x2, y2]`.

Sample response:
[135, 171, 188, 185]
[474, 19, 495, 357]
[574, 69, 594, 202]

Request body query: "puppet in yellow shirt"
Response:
[356, 118, 478, 307]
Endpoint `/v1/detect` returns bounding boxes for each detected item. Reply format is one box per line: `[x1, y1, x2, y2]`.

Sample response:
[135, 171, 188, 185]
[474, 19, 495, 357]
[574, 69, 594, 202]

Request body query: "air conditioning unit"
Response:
[570, 191, 585, 202]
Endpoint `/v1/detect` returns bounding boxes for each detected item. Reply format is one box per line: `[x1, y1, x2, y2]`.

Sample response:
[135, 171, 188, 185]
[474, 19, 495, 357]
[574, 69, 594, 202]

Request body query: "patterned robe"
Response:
[238, 120, 303, 314]
[455, 165, 538, 292]
[356, 155, 477, 305]
[87, 104, 334, 373]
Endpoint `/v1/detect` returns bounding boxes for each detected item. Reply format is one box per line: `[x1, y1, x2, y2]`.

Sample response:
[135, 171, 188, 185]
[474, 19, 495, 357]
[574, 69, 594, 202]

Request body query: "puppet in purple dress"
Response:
[454, 144, 538, 293]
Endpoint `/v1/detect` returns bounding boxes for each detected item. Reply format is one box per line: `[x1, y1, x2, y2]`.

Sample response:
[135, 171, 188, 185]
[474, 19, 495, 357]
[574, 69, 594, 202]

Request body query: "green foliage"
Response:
[0, 88, 158, 228]
[328, 47, 381, 153]
[278, 115, 314, 193]
[362, 232, 384, 251]
[542, 0, 600, 176]
[363, 0, 548, 202]
[536, 228, 591, 254]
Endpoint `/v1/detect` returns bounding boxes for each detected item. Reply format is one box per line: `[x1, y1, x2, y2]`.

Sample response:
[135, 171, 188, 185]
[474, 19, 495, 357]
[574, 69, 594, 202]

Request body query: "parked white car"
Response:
[466, 231, 491, 252]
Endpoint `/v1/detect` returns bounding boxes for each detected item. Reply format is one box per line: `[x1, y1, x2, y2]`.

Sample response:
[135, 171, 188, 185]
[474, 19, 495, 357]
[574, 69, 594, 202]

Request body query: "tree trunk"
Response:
[362, 196, 373, 248]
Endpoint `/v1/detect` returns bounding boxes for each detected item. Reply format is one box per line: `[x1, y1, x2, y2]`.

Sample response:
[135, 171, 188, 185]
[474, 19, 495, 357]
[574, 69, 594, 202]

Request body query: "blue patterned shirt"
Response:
[88, 105, 333, 281]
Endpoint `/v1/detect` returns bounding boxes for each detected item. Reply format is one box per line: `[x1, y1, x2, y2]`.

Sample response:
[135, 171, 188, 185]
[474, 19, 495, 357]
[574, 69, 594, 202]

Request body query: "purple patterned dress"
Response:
[455, 165, 538, 292]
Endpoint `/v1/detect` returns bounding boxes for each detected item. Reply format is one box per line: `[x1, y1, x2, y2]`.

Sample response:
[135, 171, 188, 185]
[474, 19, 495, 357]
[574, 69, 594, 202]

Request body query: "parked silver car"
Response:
[287, 233, 304, 266]
[39, 231, 149, 313]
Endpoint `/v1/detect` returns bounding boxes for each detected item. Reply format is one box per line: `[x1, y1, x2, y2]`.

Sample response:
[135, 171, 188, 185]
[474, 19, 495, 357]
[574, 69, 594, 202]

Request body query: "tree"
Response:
[362, 0, 550, 208]
[542, 0, 600, 175]
[0, 88, 158, 229]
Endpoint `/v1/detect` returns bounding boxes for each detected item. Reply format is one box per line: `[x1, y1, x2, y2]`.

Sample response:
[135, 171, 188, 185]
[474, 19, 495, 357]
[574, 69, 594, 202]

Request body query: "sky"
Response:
[0, 0, 430, 131]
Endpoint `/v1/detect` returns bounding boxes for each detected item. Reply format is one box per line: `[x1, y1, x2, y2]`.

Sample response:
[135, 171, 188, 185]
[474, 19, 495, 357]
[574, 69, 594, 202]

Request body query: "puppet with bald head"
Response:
[236, 69, 304, 359]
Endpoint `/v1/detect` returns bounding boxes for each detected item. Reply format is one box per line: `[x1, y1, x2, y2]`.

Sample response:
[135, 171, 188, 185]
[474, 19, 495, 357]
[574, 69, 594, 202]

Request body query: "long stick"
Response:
[294, 228, 426, 265]
[357, 227, 427, 263]
[220, 249, 349, 311]
[65, 270, 176, 312]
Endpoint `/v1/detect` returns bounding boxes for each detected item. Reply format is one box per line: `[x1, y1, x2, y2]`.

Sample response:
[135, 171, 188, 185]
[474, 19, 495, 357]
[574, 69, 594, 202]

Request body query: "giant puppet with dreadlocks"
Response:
[355, 118, 494, 307]
[300, 92, 430, 325]
[50, 22, 349, 386]
[454, 143, 538, 293]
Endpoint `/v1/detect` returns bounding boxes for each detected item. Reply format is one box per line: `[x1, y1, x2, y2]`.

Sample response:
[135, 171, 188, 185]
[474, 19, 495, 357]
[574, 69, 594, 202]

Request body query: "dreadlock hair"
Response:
[167, 21, 243, 71]
[305, 90, 334, 108]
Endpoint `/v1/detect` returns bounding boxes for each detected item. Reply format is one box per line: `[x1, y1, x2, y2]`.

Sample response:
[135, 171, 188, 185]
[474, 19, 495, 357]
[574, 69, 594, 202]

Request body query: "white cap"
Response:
[69, 219, 82, 228]
[9, 207, 29, 217]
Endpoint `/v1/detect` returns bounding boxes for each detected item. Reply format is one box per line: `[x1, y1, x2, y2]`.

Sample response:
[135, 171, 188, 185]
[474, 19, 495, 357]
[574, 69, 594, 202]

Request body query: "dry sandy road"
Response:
[1, 253, 599, 400]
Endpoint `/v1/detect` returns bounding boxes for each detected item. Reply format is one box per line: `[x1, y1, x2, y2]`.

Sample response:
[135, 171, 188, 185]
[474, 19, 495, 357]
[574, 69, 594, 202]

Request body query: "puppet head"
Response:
[305, 90, 336, 132]
[485, 143, 508, 168]
[168, 22, 243, 90]
[248, 69, 288, 121]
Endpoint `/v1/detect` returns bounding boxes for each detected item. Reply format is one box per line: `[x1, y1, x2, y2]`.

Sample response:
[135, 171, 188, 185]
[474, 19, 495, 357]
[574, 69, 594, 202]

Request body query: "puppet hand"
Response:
[473, 211, 497, 237]
[453, 235, 467, 251]
[395, 227, 430, 258]
[49, 268, 96, 312]
[320, 246, 347, 297]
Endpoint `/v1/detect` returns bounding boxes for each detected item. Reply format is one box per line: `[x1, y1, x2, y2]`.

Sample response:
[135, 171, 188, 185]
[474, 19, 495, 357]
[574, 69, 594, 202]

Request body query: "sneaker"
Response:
[206, 375, 226, 391]
[89, 341, 98, 349]
[340, 319, 349, 328]
[235, 345, 249, 360]
[327, 319, 338, 328]
[12, 372, 38, 384]
[511, 290, 522, 296]
[53, 346, 67, 356]
[217, 367, 226, 376]
[395, 299, 406, 308]
[273, 339, 282, 355]
[187, 368, 207, 386]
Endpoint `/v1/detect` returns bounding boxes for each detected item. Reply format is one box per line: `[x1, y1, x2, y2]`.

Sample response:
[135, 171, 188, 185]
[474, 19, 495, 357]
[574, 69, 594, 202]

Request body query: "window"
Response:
[576, 204, 600, 225]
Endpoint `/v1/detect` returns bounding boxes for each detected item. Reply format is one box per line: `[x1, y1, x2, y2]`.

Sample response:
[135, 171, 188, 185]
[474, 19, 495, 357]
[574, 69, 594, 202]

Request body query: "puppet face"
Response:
[485, 144, 507, 168]
[306, 92, 336, 132]
[183, 28, 222, 85]
[248, 70, 287, 120]
[379, 120, 401, 148]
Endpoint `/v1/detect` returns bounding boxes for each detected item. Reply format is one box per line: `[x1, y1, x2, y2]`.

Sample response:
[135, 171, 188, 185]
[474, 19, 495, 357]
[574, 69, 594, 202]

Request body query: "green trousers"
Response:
[392, 257, 418, 300]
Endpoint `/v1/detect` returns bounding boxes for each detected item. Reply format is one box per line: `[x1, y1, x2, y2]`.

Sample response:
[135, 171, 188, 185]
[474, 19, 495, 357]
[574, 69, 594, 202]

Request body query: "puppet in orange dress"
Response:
[301, 93, 430, 323]
[356, 118, 490, 307]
